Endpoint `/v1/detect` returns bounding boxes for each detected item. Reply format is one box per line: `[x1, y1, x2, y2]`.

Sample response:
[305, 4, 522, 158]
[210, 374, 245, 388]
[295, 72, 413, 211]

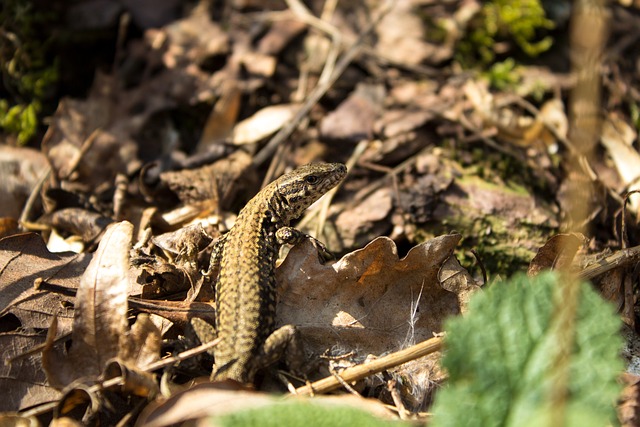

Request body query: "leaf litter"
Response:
[0, 0, 639, 425]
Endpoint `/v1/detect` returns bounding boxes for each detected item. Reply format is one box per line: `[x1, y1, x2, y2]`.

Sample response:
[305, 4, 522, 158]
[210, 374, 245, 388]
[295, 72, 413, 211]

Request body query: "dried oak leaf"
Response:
[276, 234, 477, 359]
[0, 332, 62, 412]
[320, 83, 385, 142]
[0, 233, 90, 334]
[43, 221, 160, 389]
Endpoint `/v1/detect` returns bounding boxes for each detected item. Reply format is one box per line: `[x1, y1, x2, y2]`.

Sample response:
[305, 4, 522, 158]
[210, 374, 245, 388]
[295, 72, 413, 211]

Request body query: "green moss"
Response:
[411, 159, 557, 277]
[0, 0, 59, 143]
[485, 58, 520, 91]
[456, 0, 554, 69]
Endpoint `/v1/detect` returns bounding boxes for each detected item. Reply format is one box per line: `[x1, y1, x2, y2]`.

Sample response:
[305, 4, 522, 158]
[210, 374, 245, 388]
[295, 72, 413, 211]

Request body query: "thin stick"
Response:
[293, 335, 443, 396]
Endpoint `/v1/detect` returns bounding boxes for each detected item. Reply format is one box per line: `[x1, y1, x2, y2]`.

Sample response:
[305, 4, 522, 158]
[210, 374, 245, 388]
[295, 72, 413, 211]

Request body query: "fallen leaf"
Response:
[618, 373, 640, 427]
[528, 233, 583, 275]
[335, 188, 393, 248]
[375, 1, 451, 64]
[601, 114, 640, 213]
[0, 331, 62, 411]
[277, 234, 477, 359]
[0, 145, 49, 219]
[0, 233, 89, 334]
[320, 83, 385, 141]
[43, 222, 134, 388]
[231, 104, 300, 145]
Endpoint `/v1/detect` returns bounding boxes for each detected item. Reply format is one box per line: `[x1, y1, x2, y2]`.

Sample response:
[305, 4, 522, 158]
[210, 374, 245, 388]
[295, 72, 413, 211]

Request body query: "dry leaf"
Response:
[528, 233, 583, 275]
[601, 114, 640, 213]
[277, 234, 478, 360]
[335, 188, 393, 248]
[231, 104, 300, 145]
[0, 145, 49, 219]
[375, 1, 451, 64]
[0, 332, 62, 411]
[257, 18, 307, 55]
[42, 207, 114, 243]
[43, 222, 133, 388]
[0, 233, 89, 334]
[619, 373, 640, 427]
[320, 83, 385, 141]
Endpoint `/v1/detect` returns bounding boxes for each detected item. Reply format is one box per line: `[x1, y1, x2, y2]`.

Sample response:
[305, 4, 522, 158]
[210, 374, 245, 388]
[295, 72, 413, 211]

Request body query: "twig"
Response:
[577, 244, 640, 281]
[294, 335, 443, 396]
[19, 165, 51, 227]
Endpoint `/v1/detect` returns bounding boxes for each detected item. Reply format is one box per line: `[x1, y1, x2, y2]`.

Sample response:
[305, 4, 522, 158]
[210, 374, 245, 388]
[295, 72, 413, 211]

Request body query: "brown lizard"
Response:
[209, 162, 347, 383]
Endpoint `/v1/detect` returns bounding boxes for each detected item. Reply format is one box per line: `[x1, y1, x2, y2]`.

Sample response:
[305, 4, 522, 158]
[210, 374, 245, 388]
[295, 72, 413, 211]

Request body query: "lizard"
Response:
[208, 162, 347, 384]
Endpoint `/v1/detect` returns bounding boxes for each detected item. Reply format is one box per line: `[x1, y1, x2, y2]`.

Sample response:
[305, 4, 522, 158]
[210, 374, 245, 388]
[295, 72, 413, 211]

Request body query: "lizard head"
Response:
[273, 162, 347, 220]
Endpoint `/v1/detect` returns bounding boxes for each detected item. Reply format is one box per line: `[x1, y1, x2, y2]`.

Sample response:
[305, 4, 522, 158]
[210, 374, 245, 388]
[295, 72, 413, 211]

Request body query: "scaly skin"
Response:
[211, 162, 347, 383]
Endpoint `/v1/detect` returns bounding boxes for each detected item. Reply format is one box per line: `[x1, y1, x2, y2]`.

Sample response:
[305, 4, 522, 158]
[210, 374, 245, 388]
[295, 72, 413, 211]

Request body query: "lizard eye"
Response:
[305, 175, 319, 184]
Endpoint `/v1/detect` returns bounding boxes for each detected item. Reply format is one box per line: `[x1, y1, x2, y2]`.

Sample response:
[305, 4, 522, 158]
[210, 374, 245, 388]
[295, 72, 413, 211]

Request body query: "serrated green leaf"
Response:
[431, 272, 623, 427]
[215, 401, 406, 427]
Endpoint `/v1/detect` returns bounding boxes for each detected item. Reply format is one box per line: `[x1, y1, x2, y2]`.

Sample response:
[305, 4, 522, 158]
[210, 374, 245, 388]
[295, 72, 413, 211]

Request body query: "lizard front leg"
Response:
[276, 227, 334, 262]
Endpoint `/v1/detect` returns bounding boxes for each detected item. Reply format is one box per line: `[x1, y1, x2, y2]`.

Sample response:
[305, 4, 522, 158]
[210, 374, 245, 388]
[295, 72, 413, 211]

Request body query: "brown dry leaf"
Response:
[151, 223, 213, 259]
[320, 83, 385, 141]
[257, 18, 308, 56]
[0, 145, 49, 219]
[375, 109, 435, 139]
[277, 234, 477, 362]
[375, 0, 451, 65]
[0, 332, 62, 411]
[527, 233, 583, 275]
[0, 218, 20, 238]
[0, 233, 90, 334]
[601, 113, 640, 213]
[159, 151, 253, 208]
[41, 208, 114, 244]
[198, 81, 242, 150]
[239, 51, 277, 78]
[619, 373, 640, 427]
[43, 9, 229, 198]
[136, 383, 394, 427]
[161, 6, 229, 69]
[118, 314, 161, 369]
[231, 104, 300, 145]
[42, 95, 137, 197]
[439, 254, 479, 312]
[335, 188, 393, 248]
[464, 80, 564, 150]
[43, 221, 159, 388]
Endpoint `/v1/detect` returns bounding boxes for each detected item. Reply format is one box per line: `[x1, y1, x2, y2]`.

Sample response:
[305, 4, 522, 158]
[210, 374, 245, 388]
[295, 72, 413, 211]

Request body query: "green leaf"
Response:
[215, 401, 407, 427]
[431, 272, 623, 427]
